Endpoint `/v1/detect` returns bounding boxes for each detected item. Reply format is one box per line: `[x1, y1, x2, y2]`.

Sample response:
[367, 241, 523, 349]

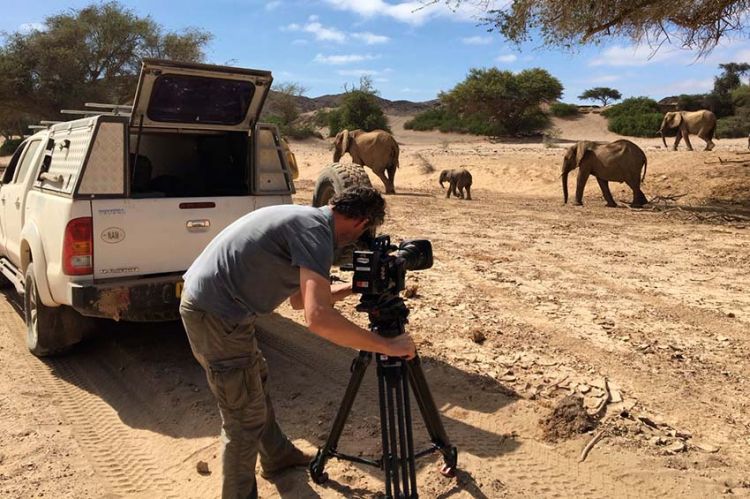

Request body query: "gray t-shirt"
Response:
[183, 204, 335, 322]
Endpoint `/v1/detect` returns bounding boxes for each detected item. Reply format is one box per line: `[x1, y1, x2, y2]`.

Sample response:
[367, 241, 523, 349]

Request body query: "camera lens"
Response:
[396, 240, 433, 270]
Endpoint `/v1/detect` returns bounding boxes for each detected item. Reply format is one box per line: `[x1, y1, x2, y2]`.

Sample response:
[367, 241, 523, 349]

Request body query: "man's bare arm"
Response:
[289, 281, 352, 310]
[299, 267, 415, 358]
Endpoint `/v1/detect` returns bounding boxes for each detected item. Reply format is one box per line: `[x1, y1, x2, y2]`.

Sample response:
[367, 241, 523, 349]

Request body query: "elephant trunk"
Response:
[562, 170, 569, 204]
[658, 117, 668, 148]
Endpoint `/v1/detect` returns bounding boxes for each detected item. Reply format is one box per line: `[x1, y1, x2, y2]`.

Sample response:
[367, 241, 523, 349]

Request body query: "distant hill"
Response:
[266, 91, 439, 116]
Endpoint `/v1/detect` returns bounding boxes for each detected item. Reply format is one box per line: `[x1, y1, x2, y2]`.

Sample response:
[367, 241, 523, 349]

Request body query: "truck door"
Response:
[1, 138, 44, 265]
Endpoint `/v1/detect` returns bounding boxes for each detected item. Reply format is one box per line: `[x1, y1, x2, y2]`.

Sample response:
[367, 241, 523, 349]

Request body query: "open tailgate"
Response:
[130, 59, 272, 132]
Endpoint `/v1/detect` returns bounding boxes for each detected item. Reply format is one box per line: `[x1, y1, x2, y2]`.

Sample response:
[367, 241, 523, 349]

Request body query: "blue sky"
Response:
[4, 0, 750, 104]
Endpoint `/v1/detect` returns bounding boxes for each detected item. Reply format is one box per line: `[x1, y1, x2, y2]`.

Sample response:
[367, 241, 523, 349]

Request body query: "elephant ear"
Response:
[341, 129, 350, 153]
[673, 113, 683, 127]
[575, 141, 594, 168]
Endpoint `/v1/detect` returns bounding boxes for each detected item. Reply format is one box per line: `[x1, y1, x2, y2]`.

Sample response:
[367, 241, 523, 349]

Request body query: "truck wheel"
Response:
[312, 163, 374, 265]
[24, 266, 84, 356]
[312, 162, 372, 207]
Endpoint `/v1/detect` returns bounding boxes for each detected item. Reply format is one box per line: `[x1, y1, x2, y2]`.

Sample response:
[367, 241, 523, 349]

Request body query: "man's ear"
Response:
[353, 217, 369, 231]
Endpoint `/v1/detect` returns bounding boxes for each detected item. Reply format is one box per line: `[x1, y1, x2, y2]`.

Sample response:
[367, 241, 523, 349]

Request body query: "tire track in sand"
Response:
[0, 301, 178, 498]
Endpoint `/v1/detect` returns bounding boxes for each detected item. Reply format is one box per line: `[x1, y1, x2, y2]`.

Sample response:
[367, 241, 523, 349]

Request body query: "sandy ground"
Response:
[1, 113, 750, 498]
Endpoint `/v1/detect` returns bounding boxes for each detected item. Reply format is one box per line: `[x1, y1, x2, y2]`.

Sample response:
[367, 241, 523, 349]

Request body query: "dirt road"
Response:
[1, 116, 750, 497]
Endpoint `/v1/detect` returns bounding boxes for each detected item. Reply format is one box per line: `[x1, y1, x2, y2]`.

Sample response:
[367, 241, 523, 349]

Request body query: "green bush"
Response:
[716, 116, 750, 138]
[404, 108, 496, 135]
[404, 108, 448, 130]
[603, 97, 663, 137]
[0, 138, 23, 156]
[549, 102, 578, 118]
[550, 102, 579, 117]
[607, 113, 663, 137]
[602, 97, 660, 118]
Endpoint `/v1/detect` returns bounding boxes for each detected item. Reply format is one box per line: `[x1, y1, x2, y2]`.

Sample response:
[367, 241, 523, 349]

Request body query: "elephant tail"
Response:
[641, 156, 648, 182]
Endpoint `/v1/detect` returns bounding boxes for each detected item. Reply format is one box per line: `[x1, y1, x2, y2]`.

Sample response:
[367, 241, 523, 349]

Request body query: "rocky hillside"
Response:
[267, 90, 439, 116]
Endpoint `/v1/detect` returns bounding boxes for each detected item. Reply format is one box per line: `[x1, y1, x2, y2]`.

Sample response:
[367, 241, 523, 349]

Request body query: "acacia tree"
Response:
[427, 1, 750, 55]
[0, 1, 211, 139]
[578, 87, 622, 106]
[441, 67, 563, 136]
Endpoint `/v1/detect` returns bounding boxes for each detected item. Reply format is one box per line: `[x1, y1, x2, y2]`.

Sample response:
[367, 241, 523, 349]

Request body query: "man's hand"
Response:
[381, 334, 417, 360]
[299, 266, 417, 358]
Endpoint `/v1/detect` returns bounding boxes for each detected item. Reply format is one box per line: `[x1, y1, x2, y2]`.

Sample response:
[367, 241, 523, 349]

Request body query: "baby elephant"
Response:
[439, 168, 473, 200]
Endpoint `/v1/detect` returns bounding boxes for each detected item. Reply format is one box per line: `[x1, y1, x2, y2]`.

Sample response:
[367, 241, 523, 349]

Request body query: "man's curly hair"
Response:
[330, 186, 386, 228]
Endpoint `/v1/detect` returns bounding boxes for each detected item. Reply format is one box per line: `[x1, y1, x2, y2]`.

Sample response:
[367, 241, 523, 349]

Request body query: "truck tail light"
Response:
[63, 217, 93, 275]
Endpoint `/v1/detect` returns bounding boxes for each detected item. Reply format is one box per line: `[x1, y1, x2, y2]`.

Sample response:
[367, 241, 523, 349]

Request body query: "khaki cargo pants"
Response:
[180, 297, 295, 499]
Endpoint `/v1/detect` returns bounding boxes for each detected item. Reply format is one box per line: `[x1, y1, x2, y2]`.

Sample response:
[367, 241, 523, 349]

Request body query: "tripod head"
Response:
[345, 234, 433, 338]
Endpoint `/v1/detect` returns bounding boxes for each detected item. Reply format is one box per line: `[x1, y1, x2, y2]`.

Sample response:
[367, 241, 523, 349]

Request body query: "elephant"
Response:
[658, 110, 717, 151]
[439, 168, 472, 200]
[562, 140, 648, 208]
[332, 129, 399, 194]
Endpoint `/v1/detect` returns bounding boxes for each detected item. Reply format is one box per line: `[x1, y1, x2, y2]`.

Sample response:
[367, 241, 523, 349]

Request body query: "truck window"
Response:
[13, 139, 42, 183]
[1, 140, 28, 184]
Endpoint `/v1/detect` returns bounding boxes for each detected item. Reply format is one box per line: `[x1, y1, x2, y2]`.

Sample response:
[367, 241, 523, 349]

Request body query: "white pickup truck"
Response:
[0, 59, 297, 356]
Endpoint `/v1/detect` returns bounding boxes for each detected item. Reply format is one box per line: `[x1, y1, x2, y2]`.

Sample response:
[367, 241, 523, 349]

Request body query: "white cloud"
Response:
[495, 54, 517, 63]
[314, 53, 378, 65]
[265, 1, 282, 10]
[285, 19, 346, 43]
[18, 22, 44, 33]
[284, 18, 388, 45]
[589, 44, 674, 67]
[352, 32, 390, 44]
[462, 35, 492, 45]
[322, 0, 505, 26]
[305, 21, 347, 42]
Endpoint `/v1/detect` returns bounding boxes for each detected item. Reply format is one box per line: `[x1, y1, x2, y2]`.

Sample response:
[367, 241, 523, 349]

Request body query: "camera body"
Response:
[351, 235, 433, 296]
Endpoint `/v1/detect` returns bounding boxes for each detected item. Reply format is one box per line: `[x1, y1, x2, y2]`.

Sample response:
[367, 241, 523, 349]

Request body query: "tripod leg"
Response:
[407, 356, 458, 475]
[401, 361, 418, 496]
[310, 351, 372, 484]
[394, 361, 415, 498]
[377, 356, 394, 498]
[381, 357, 403, 498]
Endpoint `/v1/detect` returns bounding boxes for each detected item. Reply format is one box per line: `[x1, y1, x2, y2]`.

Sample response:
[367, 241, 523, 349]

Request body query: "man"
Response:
[179, 186, 416, 499]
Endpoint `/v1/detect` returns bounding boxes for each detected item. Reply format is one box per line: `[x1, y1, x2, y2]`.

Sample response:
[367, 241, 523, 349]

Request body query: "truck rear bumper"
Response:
[71, 274, 183, 321]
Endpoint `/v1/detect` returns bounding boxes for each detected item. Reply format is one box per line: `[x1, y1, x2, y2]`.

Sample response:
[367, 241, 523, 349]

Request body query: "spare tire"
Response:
[312, 163, 373, 265]
[312, 162, 372, 207]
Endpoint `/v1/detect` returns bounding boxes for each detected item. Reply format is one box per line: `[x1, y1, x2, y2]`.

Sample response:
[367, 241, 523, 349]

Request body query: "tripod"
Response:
[309, 293, 458, 499]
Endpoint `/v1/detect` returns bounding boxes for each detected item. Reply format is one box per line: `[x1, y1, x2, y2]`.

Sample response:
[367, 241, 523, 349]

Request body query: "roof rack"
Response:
[60, 102, 133, 117]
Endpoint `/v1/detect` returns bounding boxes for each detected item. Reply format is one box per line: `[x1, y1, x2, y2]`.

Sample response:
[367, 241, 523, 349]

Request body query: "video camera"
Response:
[350, 234, 433, 296]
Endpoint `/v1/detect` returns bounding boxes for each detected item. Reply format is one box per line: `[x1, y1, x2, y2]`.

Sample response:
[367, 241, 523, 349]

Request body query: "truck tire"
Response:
[24, 266, 85, 356]
[312, 162, 372, 207]
[312, 163, 374, 266]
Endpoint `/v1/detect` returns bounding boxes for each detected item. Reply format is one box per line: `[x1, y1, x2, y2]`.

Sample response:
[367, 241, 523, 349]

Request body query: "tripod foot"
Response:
[440, 463, 456, 478]
[309, 450, 329, 484]
[439, 446, 458, 478]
